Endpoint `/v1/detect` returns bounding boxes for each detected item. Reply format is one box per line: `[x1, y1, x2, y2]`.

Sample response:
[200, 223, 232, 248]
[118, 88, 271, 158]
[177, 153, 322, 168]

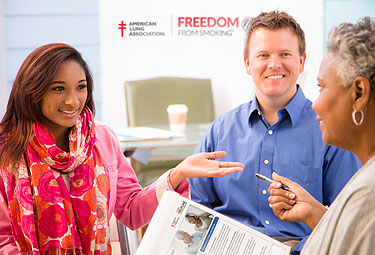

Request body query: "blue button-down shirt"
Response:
[189, 86, 361, 253]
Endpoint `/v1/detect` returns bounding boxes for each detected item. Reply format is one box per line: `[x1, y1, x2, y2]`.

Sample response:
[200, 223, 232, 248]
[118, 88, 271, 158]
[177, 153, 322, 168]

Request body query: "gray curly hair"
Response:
[327, 16, 375, 90]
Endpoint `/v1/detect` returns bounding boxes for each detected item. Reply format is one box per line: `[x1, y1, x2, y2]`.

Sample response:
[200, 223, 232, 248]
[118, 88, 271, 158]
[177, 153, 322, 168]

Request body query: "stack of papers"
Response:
[115, 127, 177, 142]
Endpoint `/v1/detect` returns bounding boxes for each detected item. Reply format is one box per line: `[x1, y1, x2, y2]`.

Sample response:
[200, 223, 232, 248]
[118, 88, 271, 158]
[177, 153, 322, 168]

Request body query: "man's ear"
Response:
[351, 76, 371, 111]
[299, 52, 307, 74]
[244, 56, 251, 75]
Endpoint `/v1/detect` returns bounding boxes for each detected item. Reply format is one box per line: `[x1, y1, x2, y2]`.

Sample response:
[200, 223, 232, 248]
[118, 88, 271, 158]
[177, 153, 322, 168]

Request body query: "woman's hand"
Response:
[170, 151, 244, 189]
[268, 173, 327, 230]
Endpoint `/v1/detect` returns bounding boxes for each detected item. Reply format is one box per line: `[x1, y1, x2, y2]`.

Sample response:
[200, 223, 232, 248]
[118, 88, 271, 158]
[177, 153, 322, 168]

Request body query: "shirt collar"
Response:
[248, 85, 307, 128]
[249, 95, 261, 124]
[283, 85, 307, 128]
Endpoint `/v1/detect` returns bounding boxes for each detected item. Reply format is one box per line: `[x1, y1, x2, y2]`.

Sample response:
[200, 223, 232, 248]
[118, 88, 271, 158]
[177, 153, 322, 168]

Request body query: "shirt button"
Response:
[262, 189, 267, 195]
[268, 130, 273, 135]
[265, 220, 270, 225]
[264, 159, 269, 165]
[257, 111, 261, 115]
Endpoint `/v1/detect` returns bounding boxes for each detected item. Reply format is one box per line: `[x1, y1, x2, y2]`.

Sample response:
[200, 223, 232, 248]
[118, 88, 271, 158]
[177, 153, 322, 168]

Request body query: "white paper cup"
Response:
[167, 104, 188, 133]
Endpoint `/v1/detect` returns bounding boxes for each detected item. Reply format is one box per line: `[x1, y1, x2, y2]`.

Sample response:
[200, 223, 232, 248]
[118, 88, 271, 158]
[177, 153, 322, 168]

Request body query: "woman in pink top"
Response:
[0, 43, 244, 254]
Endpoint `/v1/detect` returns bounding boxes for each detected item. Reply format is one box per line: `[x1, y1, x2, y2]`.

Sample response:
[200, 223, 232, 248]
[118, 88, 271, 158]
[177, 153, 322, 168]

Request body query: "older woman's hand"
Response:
[170, 151, 244, 188]
[268, 172, 327, 230]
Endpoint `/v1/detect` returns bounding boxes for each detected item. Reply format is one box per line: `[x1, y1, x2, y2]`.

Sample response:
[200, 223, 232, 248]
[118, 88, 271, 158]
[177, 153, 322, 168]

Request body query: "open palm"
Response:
[176, 151, 244, 179]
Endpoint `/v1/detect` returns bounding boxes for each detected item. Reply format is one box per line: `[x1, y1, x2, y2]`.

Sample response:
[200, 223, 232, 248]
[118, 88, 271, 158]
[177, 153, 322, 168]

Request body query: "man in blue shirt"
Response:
[189, 11, 361, 254]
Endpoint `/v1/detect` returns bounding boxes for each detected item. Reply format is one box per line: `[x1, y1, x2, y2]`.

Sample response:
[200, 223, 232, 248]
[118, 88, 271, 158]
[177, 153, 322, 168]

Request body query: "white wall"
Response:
[3, 0, 102, 120]
[99, 0, 324, 129]
[0, 0, 7, 118]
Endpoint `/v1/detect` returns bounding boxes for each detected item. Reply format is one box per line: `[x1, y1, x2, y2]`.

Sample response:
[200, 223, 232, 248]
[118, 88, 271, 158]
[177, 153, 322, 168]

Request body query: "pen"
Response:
[255, 173, 290, 191]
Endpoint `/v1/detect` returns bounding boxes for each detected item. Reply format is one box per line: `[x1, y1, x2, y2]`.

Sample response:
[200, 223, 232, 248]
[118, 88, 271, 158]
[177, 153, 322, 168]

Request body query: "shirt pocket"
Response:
[274, 163, 323, 202]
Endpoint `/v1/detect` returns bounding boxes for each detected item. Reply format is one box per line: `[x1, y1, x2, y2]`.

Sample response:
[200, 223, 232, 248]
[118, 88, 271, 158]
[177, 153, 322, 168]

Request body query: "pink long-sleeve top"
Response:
[0, 122, 190, 254]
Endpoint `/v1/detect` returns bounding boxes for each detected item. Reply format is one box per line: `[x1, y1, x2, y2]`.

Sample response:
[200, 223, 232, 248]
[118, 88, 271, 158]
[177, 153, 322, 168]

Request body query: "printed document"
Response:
[136, 190, 291, 255]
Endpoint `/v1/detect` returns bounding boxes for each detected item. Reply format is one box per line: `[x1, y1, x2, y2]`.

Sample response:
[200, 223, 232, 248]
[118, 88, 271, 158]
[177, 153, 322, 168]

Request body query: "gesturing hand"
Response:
[268, 173, 327, 230]
[170, 151, 244, 188]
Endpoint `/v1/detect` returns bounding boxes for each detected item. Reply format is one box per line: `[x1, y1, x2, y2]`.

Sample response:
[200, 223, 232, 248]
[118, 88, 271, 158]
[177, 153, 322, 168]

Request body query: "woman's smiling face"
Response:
[41, 60, 88, 135]
[312, 53, 354, 148]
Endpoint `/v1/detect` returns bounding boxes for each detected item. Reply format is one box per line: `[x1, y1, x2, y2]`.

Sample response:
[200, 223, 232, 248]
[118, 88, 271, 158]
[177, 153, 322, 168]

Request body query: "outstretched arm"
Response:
[268, 173, 327, 230]
[170, 151, 244, 189]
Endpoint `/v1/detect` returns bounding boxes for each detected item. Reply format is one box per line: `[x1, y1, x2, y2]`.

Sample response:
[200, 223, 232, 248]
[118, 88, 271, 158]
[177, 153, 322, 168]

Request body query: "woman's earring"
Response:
[352, 109, 364, 125]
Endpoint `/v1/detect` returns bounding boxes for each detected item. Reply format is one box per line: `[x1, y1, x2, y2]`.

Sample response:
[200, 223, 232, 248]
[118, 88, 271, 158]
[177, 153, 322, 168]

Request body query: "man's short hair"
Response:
[243, 10, 306, 58]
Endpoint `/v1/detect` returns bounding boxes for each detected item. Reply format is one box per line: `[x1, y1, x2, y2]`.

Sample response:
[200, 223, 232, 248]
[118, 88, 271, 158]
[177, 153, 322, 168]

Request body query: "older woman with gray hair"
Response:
[267, 16, 375, 254]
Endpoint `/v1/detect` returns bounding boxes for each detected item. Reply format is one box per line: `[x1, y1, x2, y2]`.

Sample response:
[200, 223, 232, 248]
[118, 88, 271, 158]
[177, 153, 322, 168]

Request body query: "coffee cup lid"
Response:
[167, 104, 188, 113]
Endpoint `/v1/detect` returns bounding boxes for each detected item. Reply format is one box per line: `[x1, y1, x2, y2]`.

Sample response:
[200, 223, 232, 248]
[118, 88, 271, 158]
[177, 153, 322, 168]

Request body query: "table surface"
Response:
[119, 123, 211, 150]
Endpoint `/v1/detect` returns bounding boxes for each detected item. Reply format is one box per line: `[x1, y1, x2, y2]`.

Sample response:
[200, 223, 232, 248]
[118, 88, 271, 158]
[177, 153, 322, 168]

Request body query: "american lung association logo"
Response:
[117, 15, 253, 38]
[118, 20, 166, 37]
[118, 21, 127, 37]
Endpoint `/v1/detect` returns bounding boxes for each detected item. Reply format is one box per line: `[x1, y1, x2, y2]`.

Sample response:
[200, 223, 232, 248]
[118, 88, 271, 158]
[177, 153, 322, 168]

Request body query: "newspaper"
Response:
[136, 190, 291, 255]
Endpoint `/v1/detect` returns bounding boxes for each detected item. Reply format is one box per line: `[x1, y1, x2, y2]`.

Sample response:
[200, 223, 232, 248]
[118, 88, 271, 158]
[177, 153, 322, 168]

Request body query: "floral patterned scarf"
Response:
[4, 108, 111, 255]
